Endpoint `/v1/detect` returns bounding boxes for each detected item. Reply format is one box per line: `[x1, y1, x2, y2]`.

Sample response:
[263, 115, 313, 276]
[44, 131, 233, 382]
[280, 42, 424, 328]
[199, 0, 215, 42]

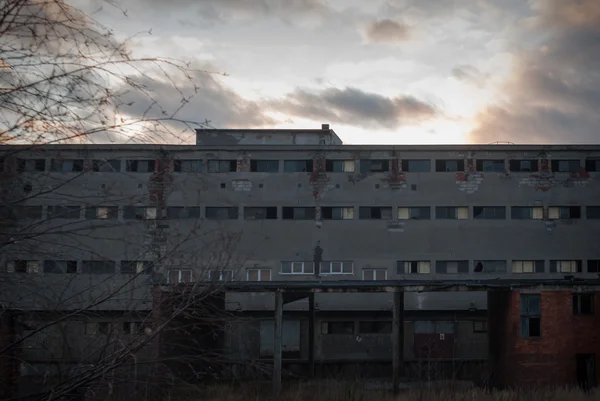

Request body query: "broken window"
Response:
[126, 160, 155, 172]
[283, 160, 313, 172]
[551, 159, 581, 173]
[85, 206, 118, 220]
[435, 159, 465, 172]
[321, 207, 354, 220]
[173, 159, 202, 173]
[120, 261, 152, 274]
[474, 260, 507, 273]
[473, 206, 505, 220]
[362, 268, 386, 280]
[166, 207, 200, 219]
[587, 207, 600, 219]
[8, 206, 43, 219]
[326, 160, 355, 172]
[401, 159, 431, 172]
[435, 206, 468, 220]
[123, 206, 157, 220]
[509, 159, 538, 172]
[92, 159, 121, 172]
[122, 322, 145, 335]
[360, 159, 389, 173]
[585, 158, 600, 172]
[282, 207, 315, 220]
[511, 206, 544, 220]
[81, 261, 115, 274]
[244, 207, 278, 220]
[547, 206, 581, 219]
[85, 322, 110, 336]
[550, 260, 582, 273]
[206, 207, 238, 220]
[280, 261, 314, 274]
[520, 294, 541, 338]
[512, 260, 545, 273]
[398, 207, 430, 220]
[207, 160, 237, 173]
[476, 159, 505, 172]
[473, 321, 488, 333]
[588, 260, 600, 273]
[209, 269, 233, 281]
[573, 294, 594, 316]
[398, 261, 431, 274]
[168, 268, 193, 283]
[17, 159, 46, 172]
[6, 260, 39, 273]
[436, 261, 469, 274]
[50, 159, 84, 172]
[320, 261, 353, 275]
[250, 160, 279, 172]
[246, 269, 271, 281]
[43, 260, 77, 274]
[359, 321, 391, 334]
[47, 205, 81, 219]
[359, 207, 392, 220]
[321, 321, 354, 335]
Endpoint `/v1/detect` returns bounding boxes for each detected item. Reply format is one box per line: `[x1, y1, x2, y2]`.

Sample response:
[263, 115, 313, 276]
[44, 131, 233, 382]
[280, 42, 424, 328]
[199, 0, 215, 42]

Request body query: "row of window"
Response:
[5, 205, 600, 221]
[8, 157, 600, 173]
[8, 259, 600, 277]
[320, 319, 487, 335]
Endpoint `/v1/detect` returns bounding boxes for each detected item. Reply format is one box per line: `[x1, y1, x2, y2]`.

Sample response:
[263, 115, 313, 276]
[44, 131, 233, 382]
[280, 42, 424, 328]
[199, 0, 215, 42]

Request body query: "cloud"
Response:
[268, 87, 436, 129]
[452, 65, 487, 88]
[364, 19, 410, 43]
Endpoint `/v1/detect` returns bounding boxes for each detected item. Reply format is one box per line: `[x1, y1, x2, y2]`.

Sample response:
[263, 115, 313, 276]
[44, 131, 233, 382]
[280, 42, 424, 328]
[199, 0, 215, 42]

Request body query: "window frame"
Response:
[511, 206, 544, 220]
[573, 293, 594, 316]
[120, 261, 152, 275]
[550, 260, 582, 273]
[473, 206, 506, 220]
[436, 261, 469, 274]
[551, 159, 581, 173]
[399, 261, 431, 274]
[473, 260, 507, 273]
[321, 206, 355, 220]
[398, 206, 430, 220]
[50, 159, 84, 173]
[435, 159, 465, 172]
[168, 268, 193, 283]
[520, 294, 541, 338]
[283, 159, 313, 173]
[401, 159, 431, 173]
[166, 206, 201, 219]
[173, 159, 202, 173]
[250, 160, 280, 173]
[325, 160, 355, 172]
[246, 268, 272, 282]
[125, 160, 155, 173]
[205, 207, 239, 220]
[512, 260, 545, 274]
[123, 206, 157, 220]
[207, 159, 237, 173]
[476, 159, 505, 172]
[85, 206, 118, 220]
[17, 159, 46, 172]
[43, 260, 77, 274]
[280, 261, 315, 275]
[358, 321, 392, 335]
[473, 321, 488, 333]
[81, 260, 116, 274]
[435, 206, 469, 220]
[360, 159, 389, 173]
[47, 205, 81, 220]
[282, 207, 315, 220]
[320, 261, 354, 275]
[208, 269, 234, 282]
[92, 160, 121, 172]
[362, 268, 387, 280]
[7, 260, 40, 274]
[359, 206, 392, 220]
[509, 159, 538, 172]
[243, 206, 278, 220]
[321, 321, 355, 335]
[586, 206, 600, 219]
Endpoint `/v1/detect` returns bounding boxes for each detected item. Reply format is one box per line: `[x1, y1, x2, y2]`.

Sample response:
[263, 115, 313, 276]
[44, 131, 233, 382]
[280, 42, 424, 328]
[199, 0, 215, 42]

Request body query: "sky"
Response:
[70, 0, 600, 145]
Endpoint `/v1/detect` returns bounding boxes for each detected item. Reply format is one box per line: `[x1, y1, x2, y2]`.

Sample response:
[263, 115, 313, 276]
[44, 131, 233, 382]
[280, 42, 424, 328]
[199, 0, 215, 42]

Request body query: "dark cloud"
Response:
[364, 19, 410, 43]
[470, 0, 600, 144]
[452, 65, 487, 88]
[269, 87, 436, 129]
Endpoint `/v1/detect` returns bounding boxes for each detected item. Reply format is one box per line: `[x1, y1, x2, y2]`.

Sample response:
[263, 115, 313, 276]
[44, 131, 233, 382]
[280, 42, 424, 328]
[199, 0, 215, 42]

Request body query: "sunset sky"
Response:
[71, 0, 600, 145]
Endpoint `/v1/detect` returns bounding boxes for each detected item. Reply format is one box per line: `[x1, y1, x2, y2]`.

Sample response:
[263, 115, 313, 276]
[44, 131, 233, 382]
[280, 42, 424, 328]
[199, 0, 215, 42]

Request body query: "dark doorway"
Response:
[576, 354, 596, 389]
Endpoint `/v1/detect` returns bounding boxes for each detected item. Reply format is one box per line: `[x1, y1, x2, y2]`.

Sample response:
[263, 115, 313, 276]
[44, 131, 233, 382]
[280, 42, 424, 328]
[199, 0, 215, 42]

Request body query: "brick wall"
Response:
[489, 290, 600, 387]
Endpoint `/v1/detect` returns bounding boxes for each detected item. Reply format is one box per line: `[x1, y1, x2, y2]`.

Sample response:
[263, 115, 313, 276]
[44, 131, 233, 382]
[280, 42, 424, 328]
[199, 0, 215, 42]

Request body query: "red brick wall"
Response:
[489, 290, 600, 387]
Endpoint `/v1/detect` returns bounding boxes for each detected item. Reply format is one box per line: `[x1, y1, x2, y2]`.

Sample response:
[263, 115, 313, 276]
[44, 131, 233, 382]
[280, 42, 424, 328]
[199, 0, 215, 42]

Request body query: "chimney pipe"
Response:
[321, 124, 329, 130]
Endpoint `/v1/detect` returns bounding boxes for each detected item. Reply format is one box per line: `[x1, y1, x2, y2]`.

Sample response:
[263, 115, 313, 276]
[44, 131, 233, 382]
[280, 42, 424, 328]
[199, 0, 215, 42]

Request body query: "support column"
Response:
[273, 291, 283, 399]
[392, 289, 404, 393]
[308, 292, 315, 378]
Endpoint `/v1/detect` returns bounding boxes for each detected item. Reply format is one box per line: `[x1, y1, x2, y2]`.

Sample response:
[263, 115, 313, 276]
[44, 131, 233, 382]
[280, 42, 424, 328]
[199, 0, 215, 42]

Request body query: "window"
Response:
[280, 261, 314, 274]
[399, 261, 431, 274]
[585, 158, 600, 172]
[326, 160, 355, 172]
[362, 268, 386, 280]
[282, 207, 315, 220]
[473, 321, 488, 333]
[126, 160, 155, 172]
[550, 260, 582, 273]
[587, 207, 600, 219]
[17, 159, 46, 172]
[82, 261, 115, 274]
[43, 261, 77, 274]
[85, 322, 110, 335]
[359, 207, 392, 220]
[6, 260, 39, 273]
[573, 294, 594, 316]
[321, 207, 354, 220]
[92, 160, 121, 172]
[122, 322, 144, 335]
[244, 207, 277, 220]
[436, 261, 469, 274]
[476, 159, 505, 172]
[398, 207, 430, 220]
[284, 160, 313, 172]
[168, 268, 193, 283]
[511, 206, 544, 220]
[208, 160, 237, 173]
[551, 160, 580, 173]
[85, 206, 118, 220]
[209, 269, 233, 281]
[401, 159, 430, 172]
[320, 261, 353, 275]
[588, 260, 600, 273]
[512, 260, 545, 273]
[435, 159, 464, 172]
[547, 206, 581, 219]
[247, 269, 271, 281]
[50, 159, 84, 172]
[360, 159, 389, 173]
[123, 206, 157, 220]
[250, 160, 279, 172]
[47, 206, 80, 219]
[414, 321, 454, 334]
[359, 321, 391, 334]
[121, 261, 152, 274]
[509, 160, 538, 172]
[166, 207, 200, 219]
[436, 206, 468, 220]
[473, 206, 506, 220]
[174, 160, 202, 173]
[205, 207, 238, 220]
[520, 295, 541, 338]
[321, 321, 354, 335]
[474, 260, 507, 273]
[4, 206, 43, 219]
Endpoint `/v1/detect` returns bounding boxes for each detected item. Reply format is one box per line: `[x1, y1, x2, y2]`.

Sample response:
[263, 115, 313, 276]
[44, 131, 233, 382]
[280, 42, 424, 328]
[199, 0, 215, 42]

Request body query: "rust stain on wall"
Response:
[310, 153, 331, 199]
[381, 158, 407, 189]
[456, 158, 483, 194]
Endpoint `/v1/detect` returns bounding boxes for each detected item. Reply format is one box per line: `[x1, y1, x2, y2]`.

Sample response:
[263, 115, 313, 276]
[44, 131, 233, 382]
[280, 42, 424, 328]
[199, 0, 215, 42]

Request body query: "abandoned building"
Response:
[1, 125, 600, 396]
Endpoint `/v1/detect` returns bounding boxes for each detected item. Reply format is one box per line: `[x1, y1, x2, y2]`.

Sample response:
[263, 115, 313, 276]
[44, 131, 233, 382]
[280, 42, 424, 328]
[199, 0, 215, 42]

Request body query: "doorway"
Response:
[576, 354, 596, 389]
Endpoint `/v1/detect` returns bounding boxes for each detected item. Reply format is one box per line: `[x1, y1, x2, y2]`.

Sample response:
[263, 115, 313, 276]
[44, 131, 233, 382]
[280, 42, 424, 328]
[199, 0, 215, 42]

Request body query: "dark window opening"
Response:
[43, 260, 78, 274]
[5, 206, 43, 219]
[284, 160, 313, 172]
[173, 160, 202, 173]
[82, 261, 115, 274]
[166, 207, 200, 219]
[359, 321, 391, 334]
[50, 159, 84, 172]
[435, 159, 464, 172]
[587, 207, 600, 219]
[401, 159, 431, 172]
[282, 207, 315, 220]
[208, 160, 237, 173]
[123, 206, 156, 220]
[206, 207, 238, 220]
[509, 160, 538, 172]
[558, 206, 581, 219]
[552, 160, 581, 173]
[359, 207, 392, 220]
[322, 207, 354, 220]
[573, 294, 594, 316]
[473, 321, 488, 333]
[126, 160, 155, 173]
[520, 294, 541, 338]
[84, 206, 118, 220]
[92, 160, 121, 172]
[473, 206, 506, 219]
[321, 321, 354, 335]
[360, 159, 389, 173]
[549, 260, 582, 273]
[17, 159, 46, 172]
[436, 261, 469, 274]
[585, 159, 600, 172]
[476, 159, 505, 172]
[435, 206, 468, 219]
[250, 160, 279, 172]
[588, 260, 600, 273]
[47, 206, 80, 219]
[244, 207, 277, 220]
[121, 261, 153, 275]
[325, 160, 354, 172]
[474, 260, 507, 273]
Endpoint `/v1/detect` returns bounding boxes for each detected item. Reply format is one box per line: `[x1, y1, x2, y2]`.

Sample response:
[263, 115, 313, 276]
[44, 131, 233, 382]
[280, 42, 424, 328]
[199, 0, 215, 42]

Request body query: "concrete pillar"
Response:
[392, 289, 404, 393]
[308, 292, 315, 378]
[273, 291, 283, 398]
